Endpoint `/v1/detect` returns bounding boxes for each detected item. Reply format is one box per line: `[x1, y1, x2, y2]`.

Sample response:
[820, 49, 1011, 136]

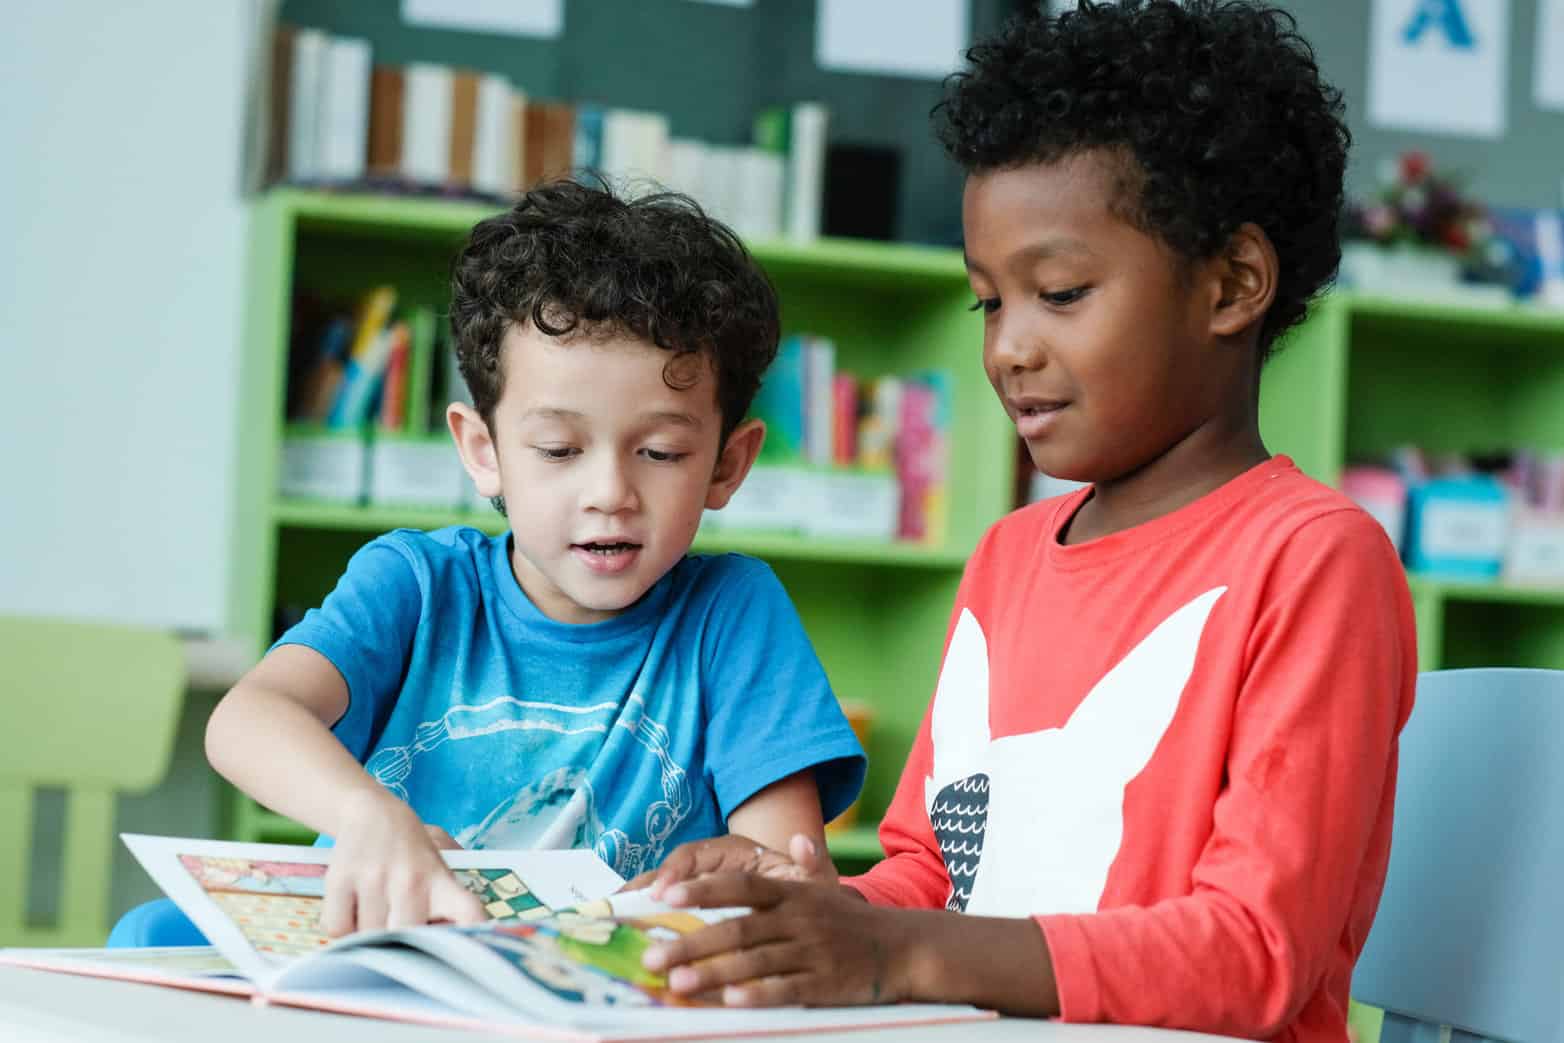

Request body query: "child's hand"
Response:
[640, 872, 915, 1007]
[624, 833, 833, 896]
[322, 788, 487, 936]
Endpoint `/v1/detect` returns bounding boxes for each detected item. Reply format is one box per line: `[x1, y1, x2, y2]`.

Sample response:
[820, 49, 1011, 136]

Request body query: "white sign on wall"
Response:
[817, 0, 969, 80]
[402, 0, 562, 38]
[1368, 0, 1509, 138]
[1537, 0, 1564, 110]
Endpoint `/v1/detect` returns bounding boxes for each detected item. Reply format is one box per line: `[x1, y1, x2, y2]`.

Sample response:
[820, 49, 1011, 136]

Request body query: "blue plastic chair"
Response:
[1353, 668, 1564, 1043]
[107, 897, 208, 947]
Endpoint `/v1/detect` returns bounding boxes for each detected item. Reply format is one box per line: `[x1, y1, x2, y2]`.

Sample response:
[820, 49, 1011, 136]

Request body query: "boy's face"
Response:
[962, 151, 1242, 486]
[449, 325, 761, 624]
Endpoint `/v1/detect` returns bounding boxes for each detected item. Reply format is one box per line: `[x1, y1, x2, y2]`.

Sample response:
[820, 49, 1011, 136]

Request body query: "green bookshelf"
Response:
[230, 189, 1564, 867]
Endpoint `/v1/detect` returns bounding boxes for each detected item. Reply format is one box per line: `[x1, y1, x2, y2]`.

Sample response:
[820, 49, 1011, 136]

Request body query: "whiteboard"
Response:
[0, 1, 253, 633]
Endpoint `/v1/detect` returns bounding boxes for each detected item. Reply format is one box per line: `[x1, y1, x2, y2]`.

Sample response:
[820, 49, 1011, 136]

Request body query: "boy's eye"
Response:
[640, 448, 689, 464]
[968, 297, 1000, 315]
[534, 445, 579, 461]
[1041, 286, 1089, 307]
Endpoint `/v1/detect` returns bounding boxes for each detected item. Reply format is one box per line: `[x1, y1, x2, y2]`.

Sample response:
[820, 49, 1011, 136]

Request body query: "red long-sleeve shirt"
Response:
[845, 456, 1416, 1043]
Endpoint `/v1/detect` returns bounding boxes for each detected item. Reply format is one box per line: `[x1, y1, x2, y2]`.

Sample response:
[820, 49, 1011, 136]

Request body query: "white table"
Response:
[0, 965, 1244, 1043]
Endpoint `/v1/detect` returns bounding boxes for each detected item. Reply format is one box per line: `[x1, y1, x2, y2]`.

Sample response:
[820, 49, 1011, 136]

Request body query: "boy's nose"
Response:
[988, 321, 1045, 373]
[583, 457, 639, 514]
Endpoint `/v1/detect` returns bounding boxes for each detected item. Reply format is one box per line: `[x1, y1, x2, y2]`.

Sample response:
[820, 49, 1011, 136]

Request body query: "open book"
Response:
[0, 834, 992, 1040]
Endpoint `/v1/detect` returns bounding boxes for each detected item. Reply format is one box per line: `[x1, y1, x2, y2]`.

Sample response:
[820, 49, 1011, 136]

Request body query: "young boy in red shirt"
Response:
[634, 4, 1417, 1041]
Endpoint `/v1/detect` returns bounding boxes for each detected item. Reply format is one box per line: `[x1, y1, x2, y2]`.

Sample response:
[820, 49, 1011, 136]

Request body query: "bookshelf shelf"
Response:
[1409, 575, 1564, 609]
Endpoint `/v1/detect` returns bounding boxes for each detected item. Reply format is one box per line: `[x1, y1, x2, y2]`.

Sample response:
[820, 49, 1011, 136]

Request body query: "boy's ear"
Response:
[1208, 221, 1279, 340]
[447, 402, 504, 499]
[705, 418, 766, 510]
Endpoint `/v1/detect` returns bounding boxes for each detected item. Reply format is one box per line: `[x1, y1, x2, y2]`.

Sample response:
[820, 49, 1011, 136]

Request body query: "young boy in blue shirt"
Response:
[636, 4, 1416, 1041]
[195, 181, 865, 937]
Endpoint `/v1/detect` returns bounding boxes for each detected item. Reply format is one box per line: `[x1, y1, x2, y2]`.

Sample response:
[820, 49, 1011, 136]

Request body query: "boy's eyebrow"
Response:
[640, 410, 703, 430]
[522, 407, 586, 422]
[522, 406, 703, 429]
[965, 236, 1097, 276]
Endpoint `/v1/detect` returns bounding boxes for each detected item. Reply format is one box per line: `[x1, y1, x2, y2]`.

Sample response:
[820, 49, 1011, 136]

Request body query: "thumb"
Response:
[789, 833, 823, 876]
[424, 825, 464, 850]
[430, 874, 489, 925]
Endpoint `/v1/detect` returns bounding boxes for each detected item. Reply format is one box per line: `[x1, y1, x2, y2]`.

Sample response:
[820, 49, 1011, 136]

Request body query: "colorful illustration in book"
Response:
[452, 868, 550, 922]
[177, 855, 555, 957]
[474, 903, 717, 1008]
[178, 856, 332, 956]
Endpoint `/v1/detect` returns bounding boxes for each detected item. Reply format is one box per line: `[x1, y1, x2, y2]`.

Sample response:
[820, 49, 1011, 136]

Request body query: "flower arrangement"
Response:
[1342, 150, 1523, 293]
[1344, 151, 1492, 258]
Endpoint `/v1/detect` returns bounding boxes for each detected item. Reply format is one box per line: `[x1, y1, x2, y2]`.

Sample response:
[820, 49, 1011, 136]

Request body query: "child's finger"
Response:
[620, 868, 659, 892]
[662, 870, 788, 911]
[355, 884, 389, 933]
[722, 971, 813, 1008]
[643, 908, 789, 976]
[423, 825, 463, 850]
[321, 871, 357, 938]
[386, 881, 431, 930]
[663, 939, 807, 997]
[431, 874, 488, 925]
[648, 840, 738, 896]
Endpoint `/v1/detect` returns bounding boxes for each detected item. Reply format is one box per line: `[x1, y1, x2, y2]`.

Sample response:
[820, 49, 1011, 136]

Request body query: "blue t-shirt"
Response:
[276, 527, 865, 879]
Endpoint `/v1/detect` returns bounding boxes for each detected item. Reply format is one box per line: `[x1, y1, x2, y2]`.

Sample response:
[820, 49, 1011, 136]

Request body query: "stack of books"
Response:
[710, 334, 952, 544]
[267, 25, 828, 242]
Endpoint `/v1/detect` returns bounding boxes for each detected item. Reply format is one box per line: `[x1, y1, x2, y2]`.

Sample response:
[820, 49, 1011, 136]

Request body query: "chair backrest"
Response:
[0, 616, 184, 947]
[1353, 668, 1564, 1043]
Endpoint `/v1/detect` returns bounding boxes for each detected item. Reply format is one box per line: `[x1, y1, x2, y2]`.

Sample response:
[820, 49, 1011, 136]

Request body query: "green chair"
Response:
[0, 617, 185, 947]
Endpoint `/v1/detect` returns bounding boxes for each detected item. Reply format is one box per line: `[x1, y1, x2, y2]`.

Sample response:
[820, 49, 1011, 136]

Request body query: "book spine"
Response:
[286, 28, 329, 183]
[318, 36, 371, 183]
[265, 26, 296, 184]
[805, 337, 836, 467]
[377, 324, 410, 432]
[857, 376, 902, 471]
[402, 63, 453, 186]
[447, 70, 480, 188]
[366, 66, 405, 180]
[471, 75, 516, 198]
[572, 104, 603, 181]
[832, 373, 858, 467]
[786, 102, 828, 242]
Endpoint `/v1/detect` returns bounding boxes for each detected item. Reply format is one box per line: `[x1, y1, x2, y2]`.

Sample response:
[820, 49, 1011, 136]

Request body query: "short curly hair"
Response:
[450, 179, 780, 443]
[933, 0, 1350, 357]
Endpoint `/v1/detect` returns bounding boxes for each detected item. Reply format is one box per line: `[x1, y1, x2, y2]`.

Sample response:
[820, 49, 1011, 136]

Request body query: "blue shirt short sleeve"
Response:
[271, 532, 424, 760]
[697, 558, 867, 823]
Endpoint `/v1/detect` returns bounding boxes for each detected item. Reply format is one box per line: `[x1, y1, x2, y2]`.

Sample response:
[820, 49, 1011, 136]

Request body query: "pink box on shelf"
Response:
[1341, 466, 1408, 554]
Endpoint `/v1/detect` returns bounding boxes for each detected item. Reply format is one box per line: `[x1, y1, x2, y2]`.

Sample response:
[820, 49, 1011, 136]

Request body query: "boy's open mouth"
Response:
[572, 541, 643, 576]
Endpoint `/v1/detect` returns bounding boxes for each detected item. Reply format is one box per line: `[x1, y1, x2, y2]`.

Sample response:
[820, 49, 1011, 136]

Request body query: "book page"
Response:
[291, 897, 992, 1037]
[119, 834, 624, 987]
[0, 946, 254, 998]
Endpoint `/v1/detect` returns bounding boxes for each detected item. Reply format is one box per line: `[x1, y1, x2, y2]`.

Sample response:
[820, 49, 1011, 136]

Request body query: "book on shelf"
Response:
[0, 835, 990, 1040]
[719, 335, 949, 542]
[284, 27, 330, 183]
[754, 101, 829, 242]
[403, 62, 455, 186]
[523, 100, 577, 186]
[318, 36, 372, 183]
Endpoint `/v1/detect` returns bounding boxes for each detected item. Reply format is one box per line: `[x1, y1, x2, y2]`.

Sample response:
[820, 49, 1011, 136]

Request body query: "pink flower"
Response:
[1400, 150, 1432, 185]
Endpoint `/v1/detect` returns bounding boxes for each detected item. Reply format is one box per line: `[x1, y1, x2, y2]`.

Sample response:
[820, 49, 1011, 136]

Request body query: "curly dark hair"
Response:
[933, 0, 1349, 357]
[450, 179, 780, 442]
